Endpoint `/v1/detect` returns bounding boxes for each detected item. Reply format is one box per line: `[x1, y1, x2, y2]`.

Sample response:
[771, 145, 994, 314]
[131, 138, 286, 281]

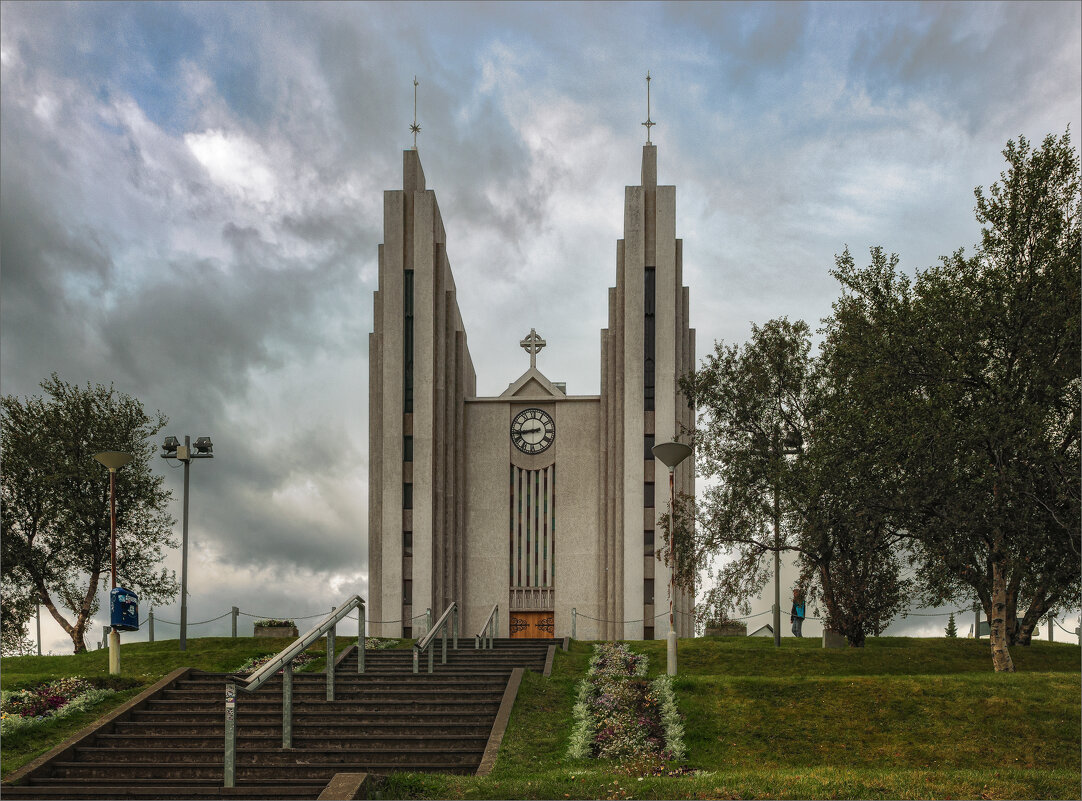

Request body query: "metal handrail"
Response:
[224, 594, 366, 788]
[475, 603, 499, 649]
[413, 601, 458, 673]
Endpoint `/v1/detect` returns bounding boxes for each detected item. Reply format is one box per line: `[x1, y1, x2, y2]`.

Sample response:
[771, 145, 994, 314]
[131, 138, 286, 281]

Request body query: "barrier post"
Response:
[572, 608, 577, 640]
[148, 611, 155, 642]
[232, 607, 239, 638]
[224, 682, 237, 787]
[282, 663, 293, 748]
[358, 606, 365, 674]
[326, 623, 336, 701]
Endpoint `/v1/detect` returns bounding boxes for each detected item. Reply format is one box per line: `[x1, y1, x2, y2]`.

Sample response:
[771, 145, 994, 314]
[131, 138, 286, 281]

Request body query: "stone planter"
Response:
[704, 623, 747, 637]
[822, 628, 848, 649]
[255, 626, 299, 638]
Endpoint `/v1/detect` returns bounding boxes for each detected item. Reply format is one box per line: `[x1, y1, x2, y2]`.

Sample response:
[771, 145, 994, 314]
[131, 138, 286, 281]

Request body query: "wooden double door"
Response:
[509, 610, 554, 639]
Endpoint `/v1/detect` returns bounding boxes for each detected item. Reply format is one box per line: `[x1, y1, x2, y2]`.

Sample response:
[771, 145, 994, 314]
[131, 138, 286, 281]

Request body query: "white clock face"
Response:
[511, 408, 555, 454]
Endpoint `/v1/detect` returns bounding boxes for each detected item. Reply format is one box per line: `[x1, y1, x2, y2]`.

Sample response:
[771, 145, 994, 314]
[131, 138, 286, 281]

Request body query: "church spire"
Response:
[641, 71, 655, 144]
[409, 76, 421, 150]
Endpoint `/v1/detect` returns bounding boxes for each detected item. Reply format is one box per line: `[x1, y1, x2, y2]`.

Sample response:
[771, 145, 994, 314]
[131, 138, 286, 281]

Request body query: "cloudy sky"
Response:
[2, 1, 1079, 653]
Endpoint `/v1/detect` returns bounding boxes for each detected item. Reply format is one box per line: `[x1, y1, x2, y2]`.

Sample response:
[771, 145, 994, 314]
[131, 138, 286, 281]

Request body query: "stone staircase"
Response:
[3, 638, 554, 800]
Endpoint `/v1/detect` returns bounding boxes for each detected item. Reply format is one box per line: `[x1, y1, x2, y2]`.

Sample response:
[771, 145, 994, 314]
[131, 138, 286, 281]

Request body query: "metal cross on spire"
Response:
[642, 71, 655, 144]
[410, 76, 421, 150]
[520, 328, 547, 369]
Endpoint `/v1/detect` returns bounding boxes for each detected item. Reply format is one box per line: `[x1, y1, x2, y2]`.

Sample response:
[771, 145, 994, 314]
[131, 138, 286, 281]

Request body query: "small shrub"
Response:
[253, 618, 296, 628]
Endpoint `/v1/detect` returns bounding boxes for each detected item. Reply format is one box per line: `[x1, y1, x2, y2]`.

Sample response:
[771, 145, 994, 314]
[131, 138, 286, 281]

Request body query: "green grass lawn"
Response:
[3, 635, 1079, 798]
[383, 637, 1082, 800]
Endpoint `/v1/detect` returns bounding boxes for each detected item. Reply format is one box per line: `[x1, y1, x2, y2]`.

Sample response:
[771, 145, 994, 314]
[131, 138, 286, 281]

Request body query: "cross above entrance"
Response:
[520, 328, 546, 369]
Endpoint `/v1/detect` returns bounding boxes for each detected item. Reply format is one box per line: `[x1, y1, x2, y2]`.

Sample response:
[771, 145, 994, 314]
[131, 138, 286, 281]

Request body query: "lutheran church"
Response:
[368, 117, 696, 642]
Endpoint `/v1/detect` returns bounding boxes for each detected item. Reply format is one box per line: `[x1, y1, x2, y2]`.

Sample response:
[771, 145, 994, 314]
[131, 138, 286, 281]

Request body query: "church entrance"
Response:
[509, 611, 554, 639]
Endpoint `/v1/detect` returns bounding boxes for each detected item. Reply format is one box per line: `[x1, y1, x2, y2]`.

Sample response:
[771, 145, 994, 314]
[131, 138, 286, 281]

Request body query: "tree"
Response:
[945, 613, 957, 638]
[826, 132, 1081, 670]
[1, 374, 179, 653]
[682, 319, 908, 646]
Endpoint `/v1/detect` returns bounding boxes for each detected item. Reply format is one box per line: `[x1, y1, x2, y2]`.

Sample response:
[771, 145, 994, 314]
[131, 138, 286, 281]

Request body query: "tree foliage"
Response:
[683, 319, 908, 646]
[825, 131, 1081, 670]
[1, 374, 179, 653]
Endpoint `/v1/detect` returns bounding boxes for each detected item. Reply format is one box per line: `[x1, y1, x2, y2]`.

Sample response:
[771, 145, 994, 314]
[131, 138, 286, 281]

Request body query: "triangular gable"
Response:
[500, 367, 565, 399]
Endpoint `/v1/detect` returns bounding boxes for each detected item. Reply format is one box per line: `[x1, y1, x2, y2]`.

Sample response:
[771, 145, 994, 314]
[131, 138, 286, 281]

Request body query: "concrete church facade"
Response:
[368, 141, 695, 641]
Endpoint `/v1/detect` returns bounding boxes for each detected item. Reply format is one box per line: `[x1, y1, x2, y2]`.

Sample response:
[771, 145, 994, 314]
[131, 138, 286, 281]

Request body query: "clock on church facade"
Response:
[368, 141, 695, 642]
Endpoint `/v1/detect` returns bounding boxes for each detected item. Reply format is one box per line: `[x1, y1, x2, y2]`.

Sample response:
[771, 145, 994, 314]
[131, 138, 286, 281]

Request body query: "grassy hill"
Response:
[3, 635, 1079, 799]
[388, 637, 1081, 800]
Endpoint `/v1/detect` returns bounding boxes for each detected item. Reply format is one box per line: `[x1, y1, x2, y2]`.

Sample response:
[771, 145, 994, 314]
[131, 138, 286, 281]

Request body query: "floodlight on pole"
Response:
[161, 435, 213, 652]
[93, 451, 133, 674]
[651, 440, 692, 677]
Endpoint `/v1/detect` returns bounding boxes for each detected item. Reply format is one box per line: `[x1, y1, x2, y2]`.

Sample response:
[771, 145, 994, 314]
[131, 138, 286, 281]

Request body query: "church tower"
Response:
[368, 149, 476, 637]
[369, 87, 694, 641]
[598, 143, 696, 640]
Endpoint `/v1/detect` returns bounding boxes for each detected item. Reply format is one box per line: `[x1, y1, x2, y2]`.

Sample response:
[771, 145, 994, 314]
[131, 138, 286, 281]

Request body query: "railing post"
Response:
[326, 623, 336, 702]
[358, 603, 365, 674]
[413, 648, 419, 674]
[426, 607, 432, 635]
[453, 605, 459, 650]
[495, 608, 500, 645]
[572, 607, 577, 640]
[282, 662, 293, 749]
[475, 635, 480, 650]
[232, 606, 239, 638]
[428, 641, 434, 674]
[148, 611, 155, 643]
[442, 622, 448, 664]
[224, 682, 237, 788]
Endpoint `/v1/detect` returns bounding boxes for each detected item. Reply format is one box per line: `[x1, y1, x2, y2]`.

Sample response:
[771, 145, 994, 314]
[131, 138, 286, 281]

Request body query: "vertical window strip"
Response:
[509, 465, 514, 585]
[534, 469, 540, 588]
[644, 267, 655, 412]
[404, 270, 414, 413]
[551, 465, 556, 583]
[542, 467, 548, 586]
[521, 465, 525, 584]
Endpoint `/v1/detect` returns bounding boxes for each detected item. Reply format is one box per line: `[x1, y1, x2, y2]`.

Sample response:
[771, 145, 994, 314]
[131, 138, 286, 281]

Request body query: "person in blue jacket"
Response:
[790, 588, 806, 638]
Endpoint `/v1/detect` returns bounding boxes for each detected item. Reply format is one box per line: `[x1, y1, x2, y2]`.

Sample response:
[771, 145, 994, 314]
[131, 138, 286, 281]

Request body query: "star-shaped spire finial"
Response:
[410, 76, 421, 149]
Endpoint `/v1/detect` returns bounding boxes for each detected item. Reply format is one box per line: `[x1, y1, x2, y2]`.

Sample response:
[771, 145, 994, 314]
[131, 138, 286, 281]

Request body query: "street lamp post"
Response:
[768, 427, 803, 648]
[651, 441, 693, 677]
[161, 435, 213, 651]
[93, 451, 133, 674]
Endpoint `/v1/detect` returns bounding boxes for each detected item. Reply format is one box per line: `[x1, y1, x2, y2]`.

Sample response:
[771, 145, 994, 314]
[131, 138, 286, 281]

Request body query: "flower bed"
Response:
[568, 642, 685, 762]
[253, 618, 296, 628]
[1, 678, 118, 736]
[235, 652, 318, 674]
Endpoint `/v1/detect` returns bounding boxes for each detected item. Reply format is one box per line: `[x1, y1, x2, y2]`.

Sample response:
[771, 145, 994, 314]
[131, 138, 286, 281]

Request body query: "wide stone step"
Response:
[94, 733, 490, 749]
[175, 677, 507, 691]
[159, 684, 502, 697]
[73, 745, 485, 764]
[3, 780, 326, 800]
[144, 697, 502, 710]
[111, 720, 493, 737]
[49, 757, 477, 780]
[130, 709, 496, 725]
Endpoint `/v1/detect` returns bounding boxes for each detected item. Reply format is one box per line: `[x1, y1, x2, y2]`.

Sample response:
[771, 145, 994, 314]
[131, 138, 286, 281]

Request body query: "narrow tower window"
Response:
[404, 269, 414, 413]
[644, 267, 655, 411]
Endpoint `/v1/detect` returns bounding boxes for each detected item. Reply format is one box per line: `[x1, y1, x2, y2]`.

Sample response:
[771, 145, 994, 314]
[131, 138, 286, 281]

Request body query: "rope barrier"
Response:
[1054, 619, 1080, 635]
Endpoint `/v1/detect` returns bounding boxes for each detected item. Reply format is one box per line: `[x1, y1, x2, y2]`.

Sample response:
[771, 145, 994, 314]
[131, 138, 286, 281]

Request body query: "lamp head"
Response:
[651, 441, 692, 470]
[193, 436, 213, 454]
[162, 436, 180, 454]
[93, 451, 133, 471]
